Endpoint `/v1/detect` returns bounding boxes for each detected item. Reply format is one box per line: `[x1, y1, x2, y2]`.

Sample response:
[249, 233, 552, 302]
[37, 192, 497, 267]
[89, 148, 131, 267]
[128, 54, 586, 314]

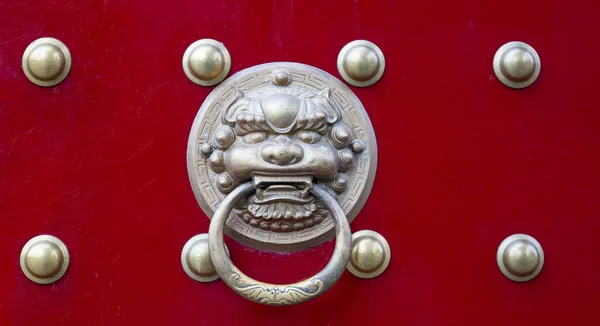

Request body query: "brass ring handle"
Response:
[208, 182, 352, 306]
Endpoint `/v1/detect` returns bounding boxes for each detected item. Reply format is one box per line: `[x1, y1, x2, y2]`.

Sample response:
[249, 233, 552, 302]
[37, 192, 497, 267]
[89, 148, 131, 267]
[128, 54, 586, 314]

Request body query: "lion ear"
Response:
[318, 88, 342, 124]
[222, 88, 249, 125]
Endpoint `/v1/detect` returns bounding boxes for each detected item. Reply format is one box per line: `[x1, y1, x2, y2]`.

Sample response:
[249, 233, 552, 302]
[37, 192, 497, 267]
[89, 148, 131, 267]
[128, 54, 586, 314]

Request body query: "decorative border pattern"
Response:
[230, 273, 324, 305]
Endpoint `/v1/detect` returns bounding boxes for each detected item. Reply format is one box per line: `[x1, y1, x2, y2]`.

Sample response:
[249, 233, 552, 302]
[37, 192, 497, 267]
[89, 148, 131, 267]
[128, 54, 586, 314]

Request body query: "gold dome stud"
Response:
[346, 230, 391, 279]
[493, 41, 541, 89]
[22, 37, 72, 87]
[337, 40, 385, 87]
[181, 234, 229, 282]
[497, 234, 544, 282]
[20, 235, 70, 284]
[182, 39, 231, 86]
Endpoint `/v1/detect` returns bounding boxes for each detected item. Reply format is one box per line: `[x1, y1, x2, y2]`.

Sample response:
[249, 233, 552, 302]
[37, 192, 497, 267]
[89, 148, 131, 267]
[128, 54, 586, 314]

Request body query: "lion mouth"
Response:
[252, 175, 313, 204]
[234, 175, 328, 232]
[252, 175, 313, 189]
[253, 185, 311, 204]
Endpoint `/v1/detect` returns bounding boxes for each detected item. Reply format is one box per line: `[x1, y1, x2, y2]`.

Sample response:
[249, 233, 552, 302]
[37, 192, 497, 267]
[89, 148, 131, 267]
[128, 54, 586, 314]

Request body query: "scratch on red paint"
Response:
[127, 140, 155, 161]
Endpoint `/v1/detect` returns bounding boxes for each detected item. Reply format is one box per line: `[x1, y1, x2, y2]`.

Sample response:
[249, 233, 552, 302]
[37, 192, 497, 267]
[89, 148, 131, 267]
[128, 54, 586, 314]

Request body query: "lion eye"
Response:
[242, 132, 267, 144]
[296, 131, 321, 144]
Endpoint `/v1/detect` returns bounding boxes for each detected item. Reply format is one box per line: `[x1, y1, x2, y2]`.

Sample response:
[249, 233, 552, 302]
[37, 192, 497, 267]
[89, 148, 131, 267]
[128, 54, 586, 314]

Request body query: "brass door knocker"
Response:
[184, 61, 385, 305]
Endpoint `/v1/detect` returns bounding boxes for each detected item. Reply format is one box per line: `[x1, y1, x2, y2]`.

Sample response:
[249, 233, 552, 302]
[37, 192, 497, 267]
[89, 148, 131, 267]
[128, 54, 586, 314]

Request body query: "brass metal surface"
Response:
[22, 37, 71, 87]
[337, 40, 385, 87]
[347, 230, 391, 279]
[181, 234, 229, 282]
[493, 41, 540, 89]
[208, 182, 351, 305]
[20, 235, 69, 284]
[182, 39, 231, 86]
[497, 234, 544, 282]
[187, 62, 377, 251]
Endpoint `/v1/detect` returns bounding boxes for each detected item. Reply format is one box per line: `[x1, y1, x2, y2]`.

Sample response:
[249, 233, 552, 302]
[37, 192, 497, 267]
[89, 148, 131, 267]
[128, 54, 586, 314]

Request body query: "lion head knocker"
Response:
[188, 63, 376, 251]
[199, 78, 366, 233]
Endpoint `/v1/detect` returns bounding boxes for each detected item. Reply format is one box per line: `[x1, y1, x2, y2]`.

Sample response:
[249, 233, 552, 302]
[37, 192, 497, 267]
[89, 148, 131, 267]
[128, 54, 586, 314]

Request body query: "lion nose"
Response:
[260, 136, 304, 165]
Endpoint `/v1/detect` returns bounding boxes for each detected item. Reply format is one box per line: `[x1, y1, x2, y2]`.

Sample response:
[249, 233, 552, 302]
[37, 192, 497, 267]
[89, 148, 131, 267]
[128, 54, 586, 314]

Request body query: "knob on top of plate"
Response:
[497, 234, 544, 282]
[20, 235, 70, 284]
[22, 37, 72, 87]
[346, 230, 391, 279]
[337, 40, 385, 87]
[181, 234, 229, 282]
[182, 39, 231, 86]
[493, 41, 541, 89]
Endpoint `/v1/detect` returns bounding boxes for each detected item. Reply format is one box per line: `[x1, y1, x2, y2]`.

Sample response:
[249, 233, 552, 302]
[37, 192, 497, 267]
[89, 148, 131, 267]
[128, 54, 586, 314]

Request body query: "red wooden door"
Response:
[1, 0, 599, 325]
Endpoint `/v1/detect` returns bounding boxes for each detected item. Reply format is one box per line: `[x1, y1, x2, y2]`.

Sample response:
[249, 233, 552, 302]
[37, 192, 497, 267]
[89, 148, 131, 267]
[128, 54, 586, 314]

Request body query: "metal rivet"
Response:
[181, 234, 229, 282]
[182, 39, 231, 86]
[337, 40, 385, 87]
[497, 234, 544, 282]
[346, 230, 391, 279]
[493, 41, 541, 89]
[22, 37, 72, 87]
[270, 68, 292, 86]
[20, 235, 69, 284]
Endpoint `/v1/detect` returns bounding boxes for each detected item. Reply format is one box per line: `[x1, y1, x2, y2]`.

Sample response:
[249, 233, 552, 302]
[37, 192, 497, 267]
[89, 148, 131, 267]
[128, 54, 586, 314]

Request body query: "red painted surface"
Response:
[1, 0, 600, 325]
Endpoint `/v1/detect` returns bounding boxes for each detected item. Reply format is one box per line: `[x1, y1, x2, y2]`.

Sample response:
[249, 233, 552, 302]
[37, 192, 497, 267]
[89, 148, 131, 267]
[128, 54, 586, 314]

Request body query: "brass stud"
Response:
[497, 234, 544, 282]
[181, 234, 229, 282]
[182, 39, 231, 86]
[337, 40, 385, 87]
[20, 235, 69, 284]
[493, 41, 541, 89]
[22, 37, 72, 87]
[346, 230, 391, 279]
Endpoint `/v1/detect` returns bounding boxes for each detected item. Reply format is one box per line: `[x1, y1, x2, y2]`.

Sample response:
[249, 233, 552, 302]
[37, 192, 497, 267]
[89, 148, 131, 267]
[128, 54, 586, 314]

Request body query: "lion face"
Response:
[202, 87, 365, 232]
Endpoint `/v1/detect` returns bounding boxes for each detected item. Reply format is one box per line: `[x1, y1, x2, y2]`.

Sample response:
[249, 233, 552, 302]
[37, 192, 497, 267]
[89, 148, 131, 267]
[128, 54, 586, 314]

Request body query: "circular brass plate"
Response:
[493, 41, 540, 89]
[187, 62, 378, 252]
[22, 37, 72, 87]
[497, 233, 544, 282]
[182, 39, 231, 86]
[20, 235, 69, 284]
[346, 230, 391, 279]
[181, 233, 229, 282]
[337, 40, 385, 87]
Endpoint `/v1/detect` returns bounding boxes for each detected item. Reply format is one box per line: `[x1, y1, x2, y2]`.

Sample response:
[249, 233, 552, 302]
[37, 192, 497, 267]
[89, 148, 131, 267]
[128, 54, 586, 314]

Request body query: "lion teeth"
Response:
[255, 188, 264, 200]
[300, 188, 309, 199]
